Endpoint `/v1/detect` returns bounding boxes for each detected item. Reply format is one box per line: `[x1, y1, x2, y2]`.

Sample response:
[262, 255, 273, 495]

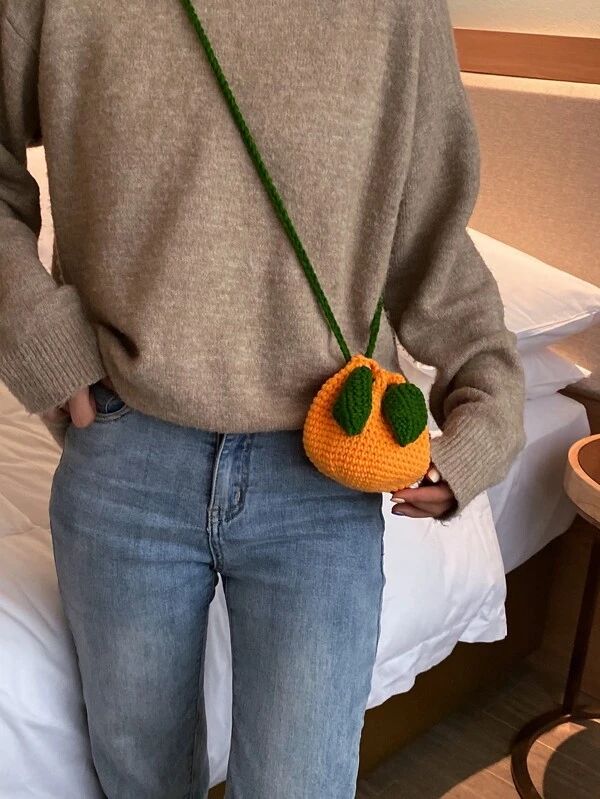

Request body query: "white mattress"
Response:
[0, 385, 589, 795]
[489, 393, 590, 573]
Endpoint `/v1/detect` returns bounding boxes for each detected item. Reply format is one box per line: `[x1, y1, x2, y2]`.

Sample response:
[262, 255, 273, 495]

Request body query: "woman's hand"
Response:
[390, 465, 457, 519]
[41, 386, 96, 429]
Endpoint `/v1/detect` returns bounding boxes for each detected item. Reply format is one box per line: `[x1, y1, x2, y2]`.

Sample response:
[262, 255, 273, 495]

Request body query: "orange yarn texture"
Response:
[303, 355, 431, 492]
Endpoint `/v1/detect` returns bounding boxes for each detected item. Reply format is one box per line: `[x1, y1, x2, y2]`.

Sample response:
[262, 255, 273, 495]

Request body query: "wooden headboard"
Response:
[453, 31, 600, 403]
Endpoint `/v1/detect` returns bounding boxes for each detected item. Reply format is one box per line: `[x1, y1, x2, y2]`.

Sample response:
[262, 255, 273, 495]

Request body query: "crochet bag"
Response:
[179, 0, 431, 492]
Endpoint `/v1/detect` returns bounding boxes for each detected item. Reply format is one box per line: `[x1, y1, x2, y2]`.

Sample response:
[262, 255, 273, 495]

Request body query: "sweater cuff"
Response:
[0, 310, 107, 414]
[429, 409, 520, 522]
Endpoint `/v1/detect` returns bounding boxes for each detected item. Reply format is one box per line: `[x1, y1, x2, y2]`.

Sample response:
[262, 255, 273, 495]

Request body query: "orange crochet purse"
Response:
[180, 0, 431, 492]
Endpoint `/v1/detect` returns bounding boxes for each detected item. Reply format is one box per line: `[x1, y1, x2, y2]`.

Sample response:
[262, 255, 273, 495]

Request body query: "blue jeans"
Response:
[49, 381, 386, 798]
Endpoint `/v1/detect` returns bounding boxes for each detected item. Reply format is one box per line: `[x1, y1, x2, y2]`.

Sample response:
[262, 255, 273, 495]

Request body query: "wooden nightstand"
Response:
[510, 433, 600, 799]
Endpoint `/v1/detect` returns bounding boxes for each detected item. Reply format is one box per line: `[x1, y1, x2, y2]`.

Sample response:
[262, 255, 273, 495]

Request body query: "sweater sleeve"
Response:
[0, 11, 106, 413]
[383, 0, 526, 520]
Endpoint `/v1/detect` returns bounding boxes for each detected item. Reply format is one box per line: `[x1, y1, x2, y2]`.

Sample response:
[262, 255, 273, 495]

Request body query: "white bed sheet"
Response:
[490, 393, 590, 573]
[0, 385, 589, 794]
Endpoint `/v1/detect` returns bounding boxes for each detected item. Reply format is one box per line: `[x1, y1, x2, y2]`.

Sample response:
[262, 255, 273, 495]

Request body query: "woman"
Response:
[0, 0, 525, 796]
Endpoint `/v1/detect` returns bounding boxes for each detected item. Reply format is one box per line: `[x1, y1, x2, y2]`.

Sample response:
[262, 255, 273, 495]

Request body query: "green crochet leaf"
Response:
[333, 366, 373, 436]
[382, 382, 428, 446]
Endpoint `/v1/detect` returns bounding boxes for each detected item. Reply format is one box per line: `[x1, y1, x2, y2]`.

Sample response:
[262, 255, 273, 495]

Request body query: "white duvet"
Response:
[0, 386, 588, 795]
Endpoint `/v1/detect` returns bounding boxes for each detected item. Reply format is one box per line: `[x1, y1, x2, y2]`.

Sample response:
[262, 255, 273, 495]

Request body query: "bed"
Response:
[2, 43, 600, 799]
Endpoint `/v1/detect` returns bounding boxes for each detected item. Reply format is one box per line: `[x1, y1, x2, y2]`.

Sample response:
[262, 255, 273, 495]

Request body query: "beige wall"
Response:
[448, 0, 600, 37]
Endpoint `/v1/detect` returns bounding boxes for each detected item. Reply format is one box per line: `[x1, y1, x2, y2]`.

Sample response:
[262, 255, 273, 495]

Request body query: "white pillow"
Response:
[520, 348, 590, 400]
[395, 341, 590, 402]
[467, 228, 600, 352]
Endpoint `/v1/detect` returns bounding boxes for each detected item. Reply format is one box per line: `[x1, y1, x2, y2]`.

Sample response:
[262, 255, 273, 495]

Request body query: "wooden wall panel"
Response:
[454, 29, 600, 84]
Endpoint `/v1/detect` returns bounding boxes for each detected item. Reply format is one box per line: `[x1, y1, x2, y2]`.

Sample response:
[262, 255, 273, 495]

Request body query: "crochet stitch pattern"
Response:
[179, 0, 431, 491]
[332, 365, 373, 435]
[304, 355, 430, 492]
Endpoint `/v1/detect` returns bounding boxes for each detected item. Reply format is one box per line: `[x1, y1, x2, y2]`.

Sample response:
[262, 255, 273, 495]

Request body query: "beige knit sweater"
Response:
[0, 0, 525, 517]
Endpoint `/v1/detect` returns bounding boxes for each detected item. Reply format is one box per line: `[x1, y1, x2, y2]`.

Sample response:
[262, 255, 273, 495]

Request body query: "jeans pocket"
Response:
[91, 381, 132, 422]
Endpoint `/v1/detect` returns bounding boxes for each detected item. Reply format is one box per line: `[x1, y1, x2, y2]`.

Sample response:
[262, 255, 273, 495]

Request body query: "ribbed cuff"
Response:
[429, 409, 518, 522]
[0, 311, 107, 414]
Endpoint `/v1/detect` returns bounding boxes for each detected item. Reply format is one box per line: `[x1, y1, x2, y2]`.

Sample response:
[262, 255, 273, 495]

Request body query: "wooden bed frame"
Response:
[209, 30, 600, 796]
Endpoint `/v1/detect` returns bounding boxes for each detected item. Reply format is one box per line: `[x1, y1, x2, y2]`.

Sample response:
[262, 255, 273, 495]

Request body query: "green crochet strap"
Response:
[364, 295, 384, 359]
[178, 0, 384, 364]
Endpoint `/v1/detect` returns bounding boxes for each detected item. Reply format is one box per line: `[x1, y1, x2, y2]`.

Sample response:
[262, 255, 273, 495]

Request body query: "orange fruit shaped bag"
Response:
[180, 0, 431, 491]
[304, 355, 430, 492]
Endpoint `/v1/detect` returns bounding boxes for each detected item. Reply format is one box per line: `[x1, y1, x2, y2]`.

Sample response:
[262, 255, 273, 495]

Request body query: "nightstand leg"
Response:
[563, 532, 600, 713]
[510, 529, 600, 798]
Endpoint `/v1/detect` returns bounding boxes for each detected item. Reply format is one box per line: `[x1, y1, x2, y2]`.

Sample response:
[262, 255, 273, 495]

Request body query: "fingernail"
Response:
[391, 497, 406, 503]
[392, 508, 405, 516]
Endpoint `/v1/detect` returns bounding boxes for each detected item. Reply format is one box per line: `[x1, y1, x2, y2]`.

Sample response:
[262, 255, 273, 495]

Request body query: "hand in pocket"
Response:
[41, 385, 96, 429]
